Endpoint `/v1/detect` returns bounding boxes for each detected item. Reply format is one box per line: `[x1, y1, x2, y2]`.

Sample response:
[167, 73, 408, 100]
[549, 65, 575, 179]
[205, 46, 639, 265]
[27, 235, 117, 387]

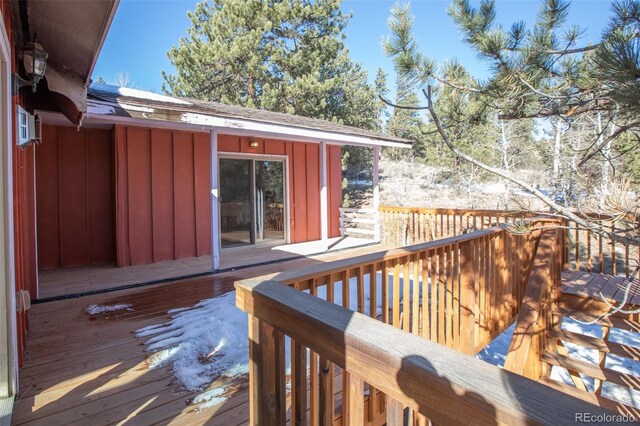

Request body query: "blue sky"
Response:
[92, 0, 614, 94]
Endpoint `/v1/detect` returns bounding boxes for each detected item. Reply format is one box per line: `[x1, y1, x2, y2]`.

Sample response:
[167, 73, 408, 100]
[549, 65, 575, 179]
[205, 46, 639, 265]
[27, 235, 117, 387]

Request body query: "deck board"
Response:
[36, 237, 375, 300]
[13, 243, 389, 425]
[561, 270, 640, 304]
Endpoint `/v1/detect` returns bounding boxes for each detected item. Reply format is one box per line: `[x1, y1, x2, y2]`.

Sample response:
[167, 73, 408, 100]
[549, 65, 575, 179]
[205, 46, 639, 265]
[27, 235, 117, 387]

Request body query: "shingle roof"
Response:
[87, 84, 411, 147]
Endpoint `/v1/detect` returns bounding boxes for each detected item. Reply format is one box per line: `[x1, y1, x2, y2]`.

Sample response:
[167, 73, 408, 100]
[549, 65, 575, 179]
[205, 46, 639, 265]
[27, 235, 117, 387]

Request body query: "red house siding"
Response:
[4, 0, 32, 366]
[114, 125, 212, 267]
[35, 123, 343, 270]
[35, 125, 115, 269]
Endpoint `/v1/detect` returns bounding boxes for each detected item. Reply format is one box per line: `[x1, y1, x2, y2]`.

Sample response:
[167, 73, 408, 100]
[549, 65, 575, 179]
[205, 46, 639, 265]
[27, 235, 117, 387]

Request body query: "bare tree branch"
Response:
[423, 85, 639, 247]
[578, 120, 640, 166]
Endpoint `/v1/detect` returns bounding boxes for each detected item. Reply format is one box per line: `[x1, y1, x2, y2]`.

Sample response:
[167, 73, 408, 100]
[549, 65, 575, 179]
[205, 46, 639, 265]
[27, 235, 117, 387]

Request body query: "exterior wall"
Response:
[36, 125, 115, 269]
[113, 124, 341, 267]
[218, 136, 339, 240]
[114, 125, 212, 267]
[3, 0, 31, 367]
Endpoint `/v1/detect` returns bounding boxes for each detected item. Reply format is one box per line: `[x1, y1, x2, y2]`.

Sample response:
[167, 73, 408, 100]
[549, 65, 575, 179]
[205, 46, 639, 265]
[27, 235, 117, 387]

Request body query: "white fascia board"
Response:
[84, 102, 411, 148]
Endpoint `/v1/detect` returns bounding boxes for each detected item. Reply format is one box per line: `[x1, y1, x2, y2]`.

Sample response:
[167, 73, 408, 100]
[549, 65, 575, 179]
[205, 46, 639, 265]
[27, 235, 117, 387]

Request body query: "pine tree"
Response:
[163, 0, 381, 129]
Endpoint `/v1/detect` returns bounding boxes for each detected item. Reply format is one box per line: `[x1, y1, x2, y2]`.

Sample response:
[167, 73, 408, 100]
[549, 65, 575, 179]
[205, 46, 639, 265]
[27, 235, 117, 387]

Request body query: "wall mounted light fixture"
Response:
[249, 138, 259, 148]
[13, 33, 48, 94]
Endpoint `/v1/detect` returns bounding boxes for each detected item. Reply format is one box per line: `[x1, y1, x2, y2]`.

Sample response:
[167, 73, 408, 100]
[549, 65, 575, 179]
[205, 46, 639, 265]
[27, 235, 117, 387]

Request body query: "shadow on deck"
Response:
[13, 243, 388, 426]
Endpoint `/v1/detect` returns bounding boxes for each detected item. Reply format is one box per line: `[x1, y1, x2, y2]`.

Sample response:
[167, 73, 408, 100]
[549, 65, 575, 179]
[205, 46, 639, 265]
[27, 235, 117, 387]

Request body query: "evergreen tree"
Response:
[163, 0, 380, 129]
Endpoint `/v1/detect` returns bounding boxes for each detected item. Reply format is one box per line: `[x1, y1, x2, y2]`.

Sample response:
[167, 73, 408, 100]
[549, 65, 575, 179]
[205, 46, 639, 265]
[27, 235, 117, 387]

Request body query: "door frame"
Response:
[0, 8, 18, 397]
[218, 152, 290, 248]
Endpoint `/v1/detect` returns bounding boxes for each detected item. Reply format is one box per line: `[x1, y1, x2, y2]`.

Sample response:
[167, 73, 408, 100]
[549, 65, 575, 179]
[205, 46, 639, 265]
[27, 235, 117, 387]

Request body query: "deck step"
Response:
[609, 316, 640, 333]
[339, 217, 378, 225]
[552, 327, 640, 360]
[553, 306, 613, 327]
[548, 327, 640, 360]
[538, 377, 640, 417]
[542, 352, 640, 391]
[339, 227, 377, 235]
[548, 327, 609, 352]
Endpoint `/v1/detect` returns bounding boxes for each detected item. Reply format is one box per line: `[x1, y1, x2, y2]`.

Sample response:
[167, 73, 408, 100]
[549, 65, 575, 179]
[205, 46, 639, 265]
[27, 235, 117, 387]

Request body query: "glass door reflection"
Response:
[220, 159, 253, 247]
[255, 161, 284, 242]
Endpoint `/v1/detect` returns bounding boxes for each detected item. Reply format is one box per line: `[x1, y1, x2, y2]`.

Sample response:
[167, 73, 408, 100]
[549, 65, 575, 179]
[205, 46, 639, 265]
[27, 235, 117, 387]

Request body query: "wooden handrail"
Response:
[379, 205, 535, 217]
[379, 205, 637, 277]
[504, 228, 561, 379]
[274, 225, 503, 287]
[236, 279, 614, 425]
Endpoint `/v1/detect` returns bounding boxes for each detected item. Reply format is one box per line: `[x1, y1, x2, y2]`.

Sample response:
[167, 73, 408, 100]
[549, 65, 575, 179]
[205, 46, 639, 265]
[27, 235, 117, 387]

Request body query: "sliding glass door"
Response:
[220, 159, 252, 247]
[219, 157, 286, 248]
[255, 160, 285, 243]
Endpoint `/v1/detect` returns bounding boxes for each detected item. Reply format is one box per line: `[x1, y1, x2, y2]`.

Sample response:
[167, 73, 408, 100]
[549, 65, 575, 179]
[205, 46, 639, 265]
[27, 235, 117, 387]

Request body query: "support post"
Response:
[372, 146, 380, 241]
[320, 141, 328, 241]
[210, 129, 220, 270]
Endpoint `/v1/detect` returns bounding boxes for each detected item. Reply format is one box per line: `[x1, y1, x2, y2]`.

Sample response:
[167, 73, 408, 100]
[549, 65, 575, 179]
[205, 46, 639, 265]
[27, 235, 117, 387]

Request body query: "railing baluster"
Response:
[430, 250, 438, 340]
[412, 254, 420, 334]
[382, 261, 389, 324]
[393, 261, 401, 328]
[452, 242, 460, 351]
[248, 315, 286, 426]
[611, 222, 616, 276]
[445, 245, 454, 347]
[292, 340, 308, 426]
[403, 257, 411, 331]
[319, 355, 333, 426]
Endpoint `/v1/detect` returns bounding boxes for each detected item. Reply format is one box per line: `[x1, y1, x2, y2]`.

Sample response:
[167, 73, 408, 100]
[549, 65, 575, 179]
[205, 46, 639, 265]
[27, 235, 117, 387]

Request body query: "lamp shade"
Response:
[22, 35, 47, 91]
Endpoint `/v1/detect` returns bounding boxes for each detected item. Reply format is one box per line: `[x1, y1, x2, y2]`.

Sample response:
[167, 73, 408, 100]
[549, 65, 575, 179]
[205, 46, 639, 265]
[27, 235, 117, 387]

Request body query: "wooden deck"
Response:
[36, 236, 374, 300]
[561, 270, 640, 305]
[12, 242, 389, 426]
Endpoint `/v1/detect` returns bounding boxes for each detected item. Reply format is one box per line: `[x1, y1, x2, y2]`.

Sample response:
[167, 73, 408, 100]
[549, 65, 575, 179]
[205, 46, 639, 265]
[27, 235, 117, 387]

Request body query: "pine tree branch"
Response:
[578, 120, 640, 166]
[423, 85, 639, 247]
[378, 95, 427, 110]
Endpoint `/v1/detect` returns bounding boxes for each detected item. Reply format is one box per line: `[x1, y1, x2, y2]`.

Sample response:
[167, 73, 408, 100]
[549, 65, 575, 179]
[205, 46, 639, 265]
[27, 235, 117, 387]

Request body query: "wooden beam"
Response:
[236, 279, 615, 426]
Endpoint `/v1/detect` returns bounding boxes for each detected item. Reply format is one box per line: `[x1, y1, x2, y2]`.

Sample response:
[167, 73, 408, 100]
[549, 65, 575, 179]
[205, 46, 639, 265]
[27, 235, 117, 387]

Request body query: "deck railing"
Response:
[235, 257, 610, 425]
[379, 205, 638, 277]
[504, 227, 563, 380]
[236, 219, 561, 424]
[565, 213, 638, 278]
[378, 206, 533, 247]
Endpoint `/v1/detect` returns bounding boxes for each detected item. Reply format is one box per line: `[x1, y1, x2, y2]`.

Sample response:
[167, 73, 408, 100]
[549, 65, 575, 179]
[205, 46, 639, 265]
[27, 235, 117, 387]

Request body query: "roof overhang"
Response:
[82, 100, 409, 148]
[21, 0, 119, 125]
[28, 0, 119, 85]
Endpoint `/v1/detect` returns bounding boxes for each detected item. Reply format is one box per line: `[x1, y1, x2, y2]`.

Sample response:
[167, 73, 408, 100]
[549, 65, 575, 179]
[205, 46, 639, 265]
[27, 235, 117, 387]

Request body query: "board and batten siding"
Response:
[114, 125, 211, 267]
[36, 125, 115, 269]
[113, 125, 342, 267]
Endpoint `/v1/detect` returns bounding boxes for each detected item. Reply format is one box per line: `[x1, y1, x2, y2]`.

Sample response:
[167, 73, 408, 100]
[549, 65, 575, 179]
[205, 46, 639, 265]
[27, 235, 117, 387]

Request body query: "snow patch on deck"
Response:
[477, 317, 640, 408]
[135, 272, 415, 410]
[85, 303, 133, 315]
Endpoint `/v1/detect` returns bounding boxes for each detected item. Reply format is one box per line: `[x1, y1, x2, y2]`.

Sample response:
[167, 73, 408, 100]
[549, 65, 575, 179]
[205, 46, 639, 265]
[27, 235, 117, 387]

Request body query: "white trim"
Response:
[319, 141, 328, 241]
[81, 107, 410, 148]
[0, 8, 18, 397]
[31, 147, 38, 299]
[372, 146, 381, 242]
[210, 129, 220, 271]
[85, 0, 120, 85]
[372, 146, 380, 210]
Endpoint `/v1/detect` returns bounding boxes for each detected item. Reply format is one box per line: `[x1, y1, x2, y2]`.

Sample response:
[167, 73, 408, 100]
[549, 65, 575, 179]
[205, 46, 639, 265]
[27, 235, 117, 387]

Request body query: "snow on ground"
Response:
[477, 317, 640, 409]
[85, 303, 133, 315]
[135, 272, 413, 410]
[137, 267, 640, 412]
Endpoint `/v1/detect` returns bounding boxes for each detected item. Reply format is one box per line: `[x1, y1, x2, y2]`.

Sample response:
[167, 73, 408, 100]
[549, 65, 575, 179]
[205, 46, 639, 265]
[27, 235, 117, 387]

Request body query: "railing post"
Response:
[248, 315, 286, 426]
[459, 240, 476, 353]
